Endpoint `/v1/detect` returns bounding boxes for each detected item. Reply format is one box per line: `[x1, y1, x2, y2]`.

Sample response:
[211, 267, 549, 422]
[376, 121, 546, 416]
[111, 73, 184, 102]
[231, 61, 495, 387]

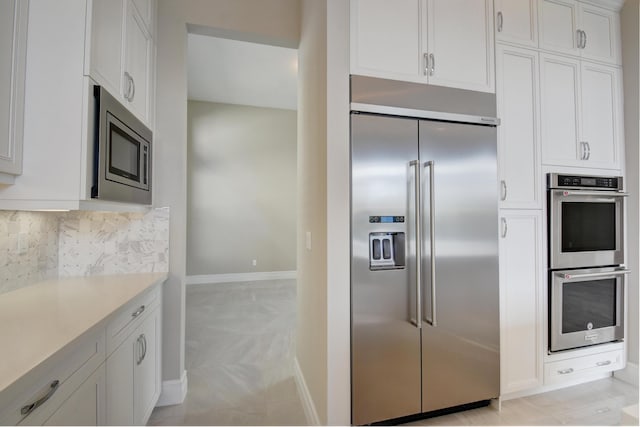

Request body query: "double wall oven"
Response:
[547, 173, 629, 352]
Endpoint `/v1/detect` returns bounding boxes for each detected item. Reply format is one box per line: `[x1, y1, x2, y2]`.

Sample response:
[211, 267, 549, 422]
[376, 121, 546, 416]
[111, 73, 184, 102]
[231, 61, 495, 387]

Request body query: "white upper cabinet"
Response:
[350, 0, 495, 93]
[578, 3, 620, 64]
[539, 0, 620, 64]
[496, 45, 541, 209]
[350, 0, 421, 81]
[540, 53, 621, 169]
[124, 0, 153, 123]
[494, 0, 539, 48]
[86, 0, 155, 125]
[579, 61, 621, 168]
[0, 0, 28, 183]
[539, 0, 580, 56]
[87, 0, 124, 101]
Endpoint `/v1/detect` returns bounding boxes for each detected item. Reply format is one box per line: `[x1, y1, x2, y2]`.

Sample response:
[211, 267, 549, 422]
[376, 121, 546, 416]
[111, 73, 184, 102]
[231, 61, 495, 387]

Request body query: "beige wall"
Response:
[296, 0, 328, 423]
[186, 101, 297, 275]
[156, 0, 299, 392]
[621, 0, 639, 367]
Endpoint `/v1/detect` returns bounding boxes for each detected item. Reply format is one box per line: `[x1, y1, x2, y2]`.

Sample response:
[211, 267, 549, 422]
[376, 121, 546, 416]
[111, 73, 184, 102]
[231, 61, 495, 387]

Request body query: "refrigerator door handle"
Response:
[425, 160, 437, 327]
[410, 160, 423, 329]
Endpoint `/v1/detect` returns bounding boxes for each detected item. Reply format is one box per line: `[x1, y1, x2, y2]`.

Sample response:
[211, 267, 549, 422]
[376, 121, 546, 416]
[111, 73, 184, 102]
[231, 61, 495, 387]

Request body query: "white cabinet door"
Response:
[425, 0, 495, 92]
[539, 0, 580, 56]
[580, 62, 621, 169]
[496, 45, 541, 209]
[87, 0, 124, 98]
[42, 365, 106, 426]
[579, 3, 620, 65]
[134, 307, 161, 425]
[494, 0, 538, 48]
[540, 53, 581, 167]
[499, 210, 543, 395]
[350, 0, 423, 82]
[0, 0, 28, 181]
[124, 0, 152, 123]
[106, 333, 135, 425]
[106, 306, 160, 426]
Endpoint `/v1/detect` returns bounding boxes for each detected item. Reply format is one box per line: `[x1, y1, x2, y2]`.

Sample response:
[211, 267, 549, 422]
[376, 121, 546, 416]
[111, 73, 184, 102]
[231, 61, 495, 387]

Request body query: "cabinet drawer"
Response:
[544, 349, 623, 385]
[106, 285, 160, 355]
[0, 329, 105, 426]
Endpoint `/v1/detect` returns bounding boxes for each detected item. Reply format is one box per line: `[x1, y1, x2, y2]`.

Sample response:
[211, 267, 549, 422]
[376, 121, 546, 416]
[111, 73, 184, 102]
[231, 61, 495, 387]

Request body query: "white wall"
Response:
[296, 0, 328, 422]
[155, 0, 300, 401]
[621, 0, 639, 368]
[186, 101, 297, 276]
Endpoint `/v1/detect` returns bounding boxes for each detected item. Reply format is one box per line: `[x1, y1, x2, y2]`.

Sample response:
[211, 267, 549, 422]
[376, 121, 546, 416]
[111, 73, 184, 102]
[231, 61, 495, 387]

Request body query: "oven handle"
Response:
[558, 190, 628, 197]
[557, 269, 631, 280]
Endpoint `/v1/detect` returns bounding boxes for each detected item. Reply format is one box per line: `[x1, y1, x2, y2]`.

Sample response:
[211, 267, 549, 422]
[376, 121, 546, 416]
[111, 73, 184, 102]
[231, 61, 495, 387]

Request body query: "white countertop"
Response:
[0, 273, 167, 393]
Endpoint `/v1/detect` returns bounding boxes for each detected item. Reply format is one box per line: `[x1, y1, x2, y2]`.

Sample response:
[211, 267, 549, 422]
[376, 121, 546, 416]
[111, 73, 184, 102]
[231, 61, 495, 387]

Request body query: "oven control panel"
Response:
[549, 174, 622, 190]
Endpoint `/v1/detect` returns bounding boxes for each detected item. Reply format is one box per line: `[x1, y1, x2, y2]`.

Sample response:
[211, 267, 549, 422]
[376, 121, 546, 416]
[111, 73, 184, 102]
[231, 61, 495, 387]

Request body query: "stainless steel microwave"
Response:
[91, 86, 152, 205]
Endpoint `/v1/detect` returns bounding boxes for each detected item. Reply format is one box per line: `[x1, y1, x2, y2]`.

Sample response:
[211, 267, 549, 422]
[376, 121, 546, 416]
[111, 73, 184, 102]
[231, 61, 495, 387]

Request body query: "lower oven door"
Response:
[550, 267, 628, 352]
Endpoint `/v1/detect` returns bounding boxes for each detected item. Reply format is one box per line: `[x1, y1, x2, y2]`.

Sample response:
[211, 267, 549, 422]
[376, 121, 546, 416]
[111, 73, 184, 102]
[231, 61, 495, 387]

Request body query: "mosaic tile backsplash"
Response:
[0, 208, 169, 294]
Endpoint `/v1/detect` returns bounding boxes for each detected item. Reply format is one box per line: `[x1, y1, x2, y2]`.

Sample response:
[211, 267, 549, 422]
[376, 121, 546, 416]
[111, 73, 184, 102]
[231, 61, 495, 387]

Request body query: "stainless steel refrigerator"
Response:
[350, 77, 500, 425]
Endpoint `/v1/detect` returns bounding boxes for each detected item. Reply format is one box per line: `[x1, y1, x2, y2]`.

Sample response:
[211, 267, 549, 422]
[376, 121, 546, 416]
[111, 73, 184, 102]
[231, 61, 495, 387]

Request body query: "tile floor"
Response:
[148, 280, 306, 426]
[148, 279, 638, 426]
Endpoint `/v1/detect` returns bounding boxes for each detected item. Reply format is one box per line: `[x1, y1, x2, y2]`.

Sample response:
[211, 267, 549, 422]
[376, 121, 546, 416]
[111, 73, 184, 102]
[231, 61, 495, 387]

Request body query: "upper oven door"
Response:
[549, 189, 625, 269]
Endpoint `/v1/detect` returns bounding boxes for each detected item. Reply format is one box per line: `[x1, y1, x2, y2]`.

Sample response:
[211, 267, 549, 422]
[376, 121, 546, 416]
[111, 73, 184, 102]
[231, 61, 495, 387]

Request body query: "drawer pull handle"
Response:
[21, 380, 60, 417]
[132, 305, 146, 318]
[558, 368, 574, 375]
[597, 360, 612, 367]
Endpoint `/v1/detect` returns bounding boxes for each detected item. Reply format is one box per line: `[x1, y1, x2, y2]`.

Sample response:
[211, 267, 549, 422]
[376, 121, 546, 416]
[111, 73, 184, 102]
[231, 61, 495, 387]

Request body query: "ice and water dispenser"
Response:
[368, 216, 405, 270]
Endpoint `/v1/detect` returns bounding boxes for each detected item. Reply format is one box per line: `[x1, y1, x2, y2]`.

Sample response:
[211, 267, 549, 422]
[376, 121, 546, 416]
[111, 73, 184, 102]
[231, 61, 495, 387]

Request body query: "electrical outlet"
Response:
[17, 233, 28, 255]
[252, 259, 257, 267]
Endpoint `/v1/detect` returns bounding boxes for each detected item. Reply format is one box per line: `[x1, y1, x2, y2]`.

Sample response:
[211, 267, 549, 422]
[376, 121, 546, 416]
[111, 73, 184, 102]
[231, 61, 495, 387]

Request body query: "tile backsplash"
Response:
[0, 208, 169, 295]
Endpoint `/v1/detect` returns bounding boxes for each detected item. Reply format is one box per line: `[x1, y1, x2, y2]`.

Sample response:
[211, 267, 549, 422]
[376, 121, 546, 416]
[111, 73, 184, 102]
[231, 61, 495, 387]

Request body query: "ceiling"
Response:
[187, 33, 298, 111]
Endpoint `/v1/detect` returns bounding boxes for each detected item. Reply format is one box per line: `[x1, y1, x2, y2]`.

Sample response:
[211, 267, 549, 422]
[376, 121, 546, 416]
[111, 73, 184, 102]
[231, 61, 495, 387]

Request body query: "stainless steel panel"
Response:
[550, 267, 626, 352]
[418, 120, 500, 412]
[351, 75, 497, 119]
[351, 113, 421, 425]
[350, 103, 500, 126]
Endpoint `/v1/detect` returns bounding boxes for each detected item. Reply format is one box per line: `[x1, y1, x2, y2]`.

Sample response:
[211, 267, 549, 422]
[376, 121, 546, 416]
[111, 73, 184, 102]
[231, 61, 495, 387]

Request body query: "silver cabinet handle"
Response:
[501, 217, 508, 238]
[596, 360, 612, 367]
[423, 53, 429, 76]
[429, 53, 435, 76]
[130, 74, 136, 102]
[556, 268, 630, 280]
[585, 141, 590, 160]
[582, 30, 587, 49]
[576, 30, 583, 49]
[425, 160, 436, 327]
[21, 380, 60, 417]
[410, 160, 422, 329]
[558, 368, 574, 375]
[136, 334, 147, 365]
[124, 71, 132, 101]
[497, 11, 503, 33]
[141, 334, 147, 363]
[132, 305, 146, 318]
[500, 180, 507, 201]
[579, 141, 586, 160]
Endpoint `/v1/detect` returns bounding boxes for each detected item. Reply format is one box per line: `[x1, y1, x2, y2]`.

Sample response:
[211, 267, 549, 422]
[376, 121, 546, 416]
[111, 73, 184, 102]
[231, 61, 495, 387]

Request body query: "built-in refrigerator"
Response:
[350, 76, 501, 425]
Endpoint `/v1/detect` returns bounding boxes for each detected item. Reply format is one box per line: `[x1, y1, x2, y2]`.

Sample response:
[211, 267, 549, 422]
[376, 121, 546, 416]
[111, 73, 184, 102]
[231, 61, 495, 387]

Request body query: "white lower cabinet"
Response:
[544, 348, 624, 385]
[42, 365, 106, 426]
[106, 305, 161, 426]
[499, 210, 544, 395]
[0, 283, 162, 426]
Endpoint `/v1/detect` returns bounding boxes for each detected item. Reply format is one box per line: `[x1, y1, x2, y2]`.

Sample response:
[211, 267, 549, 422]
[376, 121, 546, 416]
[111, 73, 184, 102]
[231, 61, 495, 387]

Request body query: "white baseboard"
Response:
[186, 271, 297, 285]
[615, 362, 639, 387]
[156, 370, 188, 407]
[293, 357, 321, 426]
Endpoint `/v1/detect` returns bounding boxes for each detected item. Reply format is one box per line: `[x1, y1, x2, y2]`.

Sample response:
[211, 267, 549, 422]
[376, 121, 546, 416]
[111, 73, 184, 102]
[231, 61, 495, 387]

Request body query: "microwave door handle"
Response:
[557, 269, 631, 280]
